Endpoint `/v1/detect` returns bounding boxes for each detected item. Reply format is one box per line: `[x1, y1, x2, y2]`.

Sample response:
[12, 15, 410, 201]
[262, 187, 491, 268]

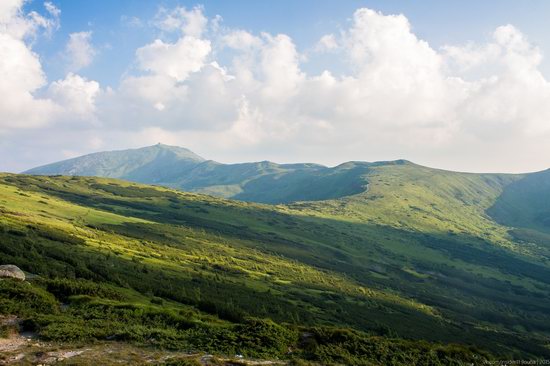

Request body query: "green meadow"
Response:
[2, 162, 550, 363]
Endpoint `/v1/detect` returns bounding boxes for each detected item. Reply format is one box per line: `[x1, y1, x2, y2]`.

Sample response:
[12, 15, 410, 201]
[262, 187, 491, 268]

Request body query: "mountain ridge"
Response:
[22, 144, 550, 237]
[23, 144, 416, 173]
[27, 143, 542, 177]
[26, 144, 394, 203]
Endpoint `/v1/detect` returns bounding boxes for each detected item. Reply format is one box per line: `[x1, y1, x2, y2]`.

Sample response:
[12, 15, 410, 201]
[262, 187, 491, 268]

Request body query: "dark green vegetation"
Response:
[0, 279, 487, 366]
[3, 158, 550, 362]
[23, 144, 372, 204]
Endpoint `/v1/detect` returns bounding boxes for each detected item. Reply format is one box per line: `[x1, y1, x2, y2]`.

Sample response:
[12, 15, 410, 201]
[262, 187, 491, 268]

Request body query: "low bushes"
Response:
[0, 279, 58, 316]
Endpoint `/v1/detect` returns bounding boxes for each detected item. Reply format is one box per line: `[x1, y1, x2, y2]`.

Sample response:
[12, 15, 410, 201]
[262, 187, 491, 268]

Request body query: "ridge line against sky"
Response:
[1, 0, 550, 173]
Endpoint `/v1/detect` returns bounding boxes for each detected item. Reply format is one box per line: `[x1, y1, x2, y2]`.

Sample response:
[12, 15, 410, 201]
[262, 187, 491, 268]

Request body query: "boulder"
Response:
[0, 265, 25, 281]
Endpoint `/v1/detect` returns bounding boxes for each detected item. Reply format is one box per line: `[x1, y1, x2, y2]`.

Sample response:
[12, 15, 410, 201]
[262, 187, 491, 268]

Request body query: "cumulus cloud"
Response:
[87, 6, 550, 173]
[48, 73, 100, 120]
[313, 8, 461, 133]
[222, 30, 262, 50]
[453, 25, 550, 139]
[0, 1, 99, 132]
[0, 1, 58, 129]
[136, 36, 211, 81]
[103, 6, 239, 130]
[259, 34, 305, 101]
[0, 0, 59, 40]
[4, 4, 550, 173]
[153, 5, 208, 37]
[0, 32, 55, 129]
[65, 31, 96, 71]
[315, 34, 338, 52]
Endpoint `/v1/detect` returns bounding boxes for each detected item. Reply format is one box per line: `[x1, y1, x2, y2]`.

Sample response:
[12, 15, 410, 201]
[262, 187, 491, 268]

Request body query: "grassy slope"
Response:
[1, 165, 550, 359]
[0, 175, 439, 328]
[182, 161, 371, 204]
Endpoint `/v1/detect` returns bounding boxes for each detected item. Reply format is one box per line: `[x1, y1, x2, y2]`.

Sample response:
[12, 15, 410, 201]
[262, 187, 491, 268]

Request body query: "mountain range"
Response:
[24, 144, 394, 204]
[1, 144, 550, 362]
[23, 143, 550, 236]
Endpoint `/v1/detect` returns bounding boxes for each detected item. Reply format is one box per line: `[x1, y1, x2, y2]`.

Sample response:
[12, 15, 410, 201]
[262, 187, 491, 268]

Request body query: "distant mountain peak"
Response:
[134, 144, 206, 161]
[23, 144, 205, 180]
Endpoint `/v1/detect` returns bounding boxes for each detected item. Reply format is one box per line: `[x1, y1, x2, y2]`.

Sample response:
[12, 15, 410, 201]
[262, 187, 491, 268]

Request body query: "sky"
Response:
[2, 1, 550, 173]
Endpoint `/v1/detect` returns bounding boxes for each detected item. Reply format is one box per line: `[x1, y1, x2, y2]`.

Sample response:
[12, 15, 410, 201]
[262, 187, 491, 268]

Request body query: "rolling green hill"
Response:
[24, 144, 373, 204]
[3, 159, 550, 362]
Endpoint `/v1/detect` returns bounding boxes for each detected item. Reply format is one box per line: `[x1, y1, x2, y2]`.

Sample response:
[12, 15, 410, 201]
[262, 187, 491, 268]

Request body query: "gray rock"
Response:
[0, 265, 25, 281]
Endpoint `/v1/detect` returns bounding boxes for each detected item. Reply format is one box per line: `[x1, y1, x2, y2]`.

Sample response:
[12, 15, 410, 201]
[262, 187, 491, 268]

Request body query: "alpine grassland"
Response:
[2, 161, 550, 363]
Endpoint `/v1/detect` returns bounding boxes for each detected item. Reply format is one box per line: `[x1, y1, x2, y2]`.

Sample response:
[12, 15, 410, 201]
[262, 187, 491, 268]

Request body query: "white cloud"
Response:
[0, 1, 58, 129]
[65, 31, 96, 71]
[453, 25, 550, 139]
[136, 36, 211, 81]
[259, 33, 304, 101]
[0, 0, 21, 23]
[44, 2, 60, 18]
[0, 32, 56, 129]
[4, 5, 550, 174]
[325, 8, 461, 130]
[222, 30, 262, 50]
[86, 7, 550, 173]
[102, 62, 239, 131]
[315, 34, 338, 52]
[0, 0, 59, 40]
[0, 1, 99, 133]
[153, 5, 207, 37]
[48, 73, 100, 120]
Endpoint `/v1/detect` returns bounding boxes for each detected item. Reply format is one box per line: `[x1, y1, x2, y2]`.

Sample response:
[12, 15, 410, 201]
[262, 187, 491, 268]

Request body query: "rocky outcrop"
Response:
[0, 265, 25, 281]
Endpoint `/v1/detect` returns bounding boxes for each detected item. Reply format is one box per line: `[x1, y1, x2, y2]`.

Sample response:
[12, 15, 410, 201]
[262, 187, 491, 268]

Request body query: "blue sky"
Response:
[2, 0, 550, 173]
[27, 0, 550, 85]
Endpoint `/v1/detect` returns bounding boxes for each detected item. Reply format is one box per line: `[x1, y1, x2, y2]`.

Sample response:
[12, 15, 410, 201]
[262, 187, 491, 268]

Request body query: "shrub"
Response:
[234, 318, 298, 358]
[0, 279, 58, 316]
[38, 278, 124, 301]
[38, 317, 114, 342]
